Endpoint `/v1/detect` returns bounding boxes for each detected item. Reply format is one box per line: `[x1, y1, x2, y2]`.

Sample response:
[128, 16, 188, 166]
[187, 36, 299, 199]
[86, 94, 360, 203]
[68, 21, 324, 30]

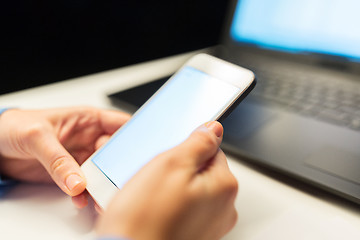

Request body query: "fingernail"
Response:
[66, 174, 83, 192]
[205, 121, 223, 138]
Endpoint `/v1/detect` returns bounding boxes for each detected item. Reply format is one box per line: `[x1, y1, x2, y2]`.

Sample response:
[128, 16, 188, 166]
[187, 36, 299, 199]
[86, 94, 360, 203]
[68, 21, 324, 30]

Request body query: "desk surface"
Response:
[1, 51, 360, 240]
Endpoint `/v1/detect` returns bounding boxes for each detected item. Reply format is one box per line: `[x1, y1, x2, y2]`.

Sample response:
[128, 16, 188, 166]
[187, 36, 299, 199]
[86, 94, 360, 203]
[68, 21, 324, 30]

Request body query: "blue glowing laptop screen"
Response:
[230, 0, 360, 61]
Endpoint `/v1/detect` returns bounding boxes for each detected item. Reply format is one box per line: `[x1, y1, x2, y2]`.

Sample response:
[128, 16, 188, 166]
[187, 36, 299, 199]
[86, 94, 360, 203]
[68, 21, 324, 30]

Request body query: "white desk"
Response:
[1, 51, 360, 240]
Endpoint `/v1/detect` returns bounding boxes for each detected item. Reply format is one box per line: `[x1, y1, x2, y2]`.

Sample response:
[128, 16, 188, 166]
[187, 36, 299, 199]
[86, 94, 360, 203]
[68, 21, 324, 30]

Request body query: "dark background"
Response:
[1, 0, 230, 94]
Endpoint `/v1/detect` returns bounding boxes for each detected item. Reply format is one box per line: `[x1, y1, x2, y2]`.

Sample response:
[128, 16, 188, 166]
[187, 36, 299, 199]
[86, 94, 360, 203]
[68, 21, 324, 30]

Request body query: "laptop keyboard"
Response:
[248, 65, 360, 131]
[109, 58, 360, 132]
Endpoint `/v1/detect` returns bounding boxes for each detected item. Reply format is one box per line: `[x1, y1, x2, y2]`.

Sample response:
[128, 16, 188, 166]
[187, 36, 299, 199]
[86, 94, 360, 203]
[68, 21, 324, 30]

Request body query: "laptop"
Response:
[108, 0, 360, 204]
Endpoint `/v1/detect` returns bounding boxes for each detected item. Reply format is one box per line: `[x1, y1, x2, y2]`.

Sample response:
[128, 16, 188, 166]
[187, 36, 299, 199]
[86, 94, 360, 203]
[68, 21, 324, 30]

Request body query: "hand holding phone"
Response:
[97, 121, 238, 240]
[81, 53, 256, 209]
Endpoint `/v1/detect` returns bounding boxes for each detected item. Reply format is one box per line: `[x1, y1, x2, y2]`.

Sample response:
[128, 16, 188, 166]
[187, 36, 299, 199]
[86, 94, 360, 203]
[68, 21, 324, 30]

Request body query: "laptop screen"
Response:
[230, 0, 360, 61]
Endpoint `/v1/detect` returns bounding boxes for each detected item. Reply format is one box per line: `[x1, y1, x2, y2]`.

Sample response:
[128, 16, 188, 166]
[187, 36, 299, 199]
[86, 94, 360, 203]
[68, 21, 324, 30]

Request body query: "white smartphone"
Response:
[81, 53, 256, 209]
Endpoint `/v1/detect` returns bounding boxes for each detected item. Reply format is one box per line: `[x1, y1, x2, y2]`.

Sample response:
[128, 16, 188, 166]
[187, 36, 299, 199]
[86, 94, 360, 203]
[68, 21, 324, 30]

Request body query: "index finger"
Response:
[98, 109, 132, 134]
[27, 128, 87, 196]
[46, 107, 131, 135]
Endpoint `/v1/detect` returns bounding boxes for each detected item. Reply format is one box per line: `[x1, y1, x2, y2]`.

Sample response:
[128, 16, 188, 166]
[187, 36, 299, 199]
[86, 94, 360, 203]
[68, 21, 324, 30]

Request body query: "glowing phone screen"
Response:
[92, 66, 239, 188]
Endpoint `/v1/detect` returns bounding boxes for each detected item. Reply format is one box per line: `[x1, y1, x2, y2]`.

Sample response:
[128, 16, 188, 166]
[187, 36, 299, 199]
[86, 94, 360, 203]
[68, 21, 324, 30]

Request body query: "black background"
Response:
[1, 0, 230, 94]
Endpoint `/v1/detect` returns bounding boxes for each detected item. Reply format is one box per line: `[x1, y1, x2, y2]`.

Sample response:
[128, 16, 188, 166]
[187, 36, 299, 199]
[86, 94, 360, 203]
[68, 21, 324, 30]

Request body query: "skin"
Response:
[0, 107, 130, 207]
[97, 121, 238, 240]
[0, 107, 238, 238]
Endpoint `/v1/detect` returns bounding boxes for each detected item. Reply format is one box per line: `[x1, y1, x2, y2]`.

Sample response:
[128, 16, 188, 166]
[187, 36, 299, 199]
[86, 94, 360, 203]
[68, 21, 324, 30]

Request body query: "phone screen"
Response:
[92, 66, 240, 188]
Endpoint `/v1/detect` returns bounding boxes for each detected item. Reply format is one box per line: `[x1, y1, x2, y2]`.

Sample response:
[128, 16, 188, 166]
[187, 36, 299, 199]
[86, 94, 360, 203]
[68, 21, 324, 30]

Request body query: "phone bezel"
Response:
[81, 53, 255, 209]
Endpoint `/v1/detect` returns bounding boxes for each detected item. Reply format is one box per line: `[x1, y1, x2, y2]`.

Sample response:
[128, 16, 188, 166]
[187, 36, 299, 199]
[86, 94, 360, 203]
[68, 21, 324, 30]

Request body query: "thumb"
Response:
[177, 121, 223, 170]
[28, 129, 87, 196]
